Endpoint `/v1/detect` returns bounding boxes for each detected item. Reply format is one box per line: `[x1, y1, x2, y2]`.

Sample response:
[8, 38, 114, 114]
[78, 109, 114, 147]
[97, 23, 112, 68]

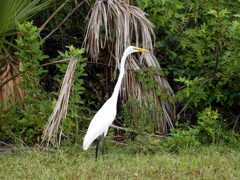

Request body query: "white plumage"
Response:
[82, 46, 149, 157]
[83, 98, 116, 150]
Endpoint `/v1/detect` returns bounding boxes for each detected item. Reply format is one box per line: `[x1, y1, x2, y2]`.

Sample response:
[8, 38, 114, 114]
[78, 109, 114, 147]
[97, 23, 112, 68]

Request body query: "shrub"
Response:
[0, 22, 51, 144]
[0, 22, 88, 145]
[195, 107, 239, 146]
[166, 127, 200, 152]
[164, 107, 239, 151]
[121, 96, 162, 154]
[138, 0, 240, 129]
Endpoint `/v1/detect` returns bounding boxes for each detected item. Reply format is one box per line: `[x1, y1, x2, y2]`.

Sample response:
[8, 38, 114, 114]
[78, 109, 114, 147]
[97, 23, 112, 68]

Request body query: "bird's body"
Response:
[83, 46, 149, 159]
[83, 97, 116, 150]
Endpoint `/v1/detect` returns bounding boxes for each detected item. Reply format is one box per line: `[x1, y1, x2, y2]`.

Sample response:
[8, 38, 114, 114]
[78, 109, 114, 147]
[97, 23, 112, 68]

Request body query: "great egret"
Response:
[83, 46, 149, 159]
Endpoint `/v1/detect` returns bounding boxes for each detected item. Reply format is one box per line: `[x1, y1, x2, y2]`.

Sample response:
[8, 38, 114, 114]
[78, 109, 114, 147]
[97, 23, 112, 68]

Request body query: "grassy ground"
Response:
[0, 145, 239, 180]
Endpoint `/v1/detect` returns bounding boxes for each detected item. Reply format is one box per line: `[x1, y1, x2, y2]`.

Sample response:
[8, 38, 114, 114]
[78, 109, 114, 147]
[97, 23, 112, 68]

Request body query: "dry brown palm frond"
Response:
[122, 53, 174, 132]
[41, 57, 78, 147]
[83, 0, 175, 133]
[83, 0, 155, 62]
[0, 57, 25, 105]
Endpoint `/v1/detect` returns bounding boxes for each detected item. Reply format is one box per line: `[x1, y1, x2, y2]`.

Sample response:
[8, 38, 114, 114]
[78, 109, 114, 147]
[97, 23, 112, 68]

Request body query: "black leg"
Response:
[101, 136, 106, 160]
[95, 136, 101, 160]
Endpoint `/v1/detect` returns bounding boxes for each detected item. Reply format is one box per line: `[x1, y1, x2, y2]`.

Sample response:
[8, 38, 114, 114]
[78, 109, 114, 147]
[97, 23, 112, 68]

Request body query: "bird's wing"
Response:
[83, 98, 117, 150]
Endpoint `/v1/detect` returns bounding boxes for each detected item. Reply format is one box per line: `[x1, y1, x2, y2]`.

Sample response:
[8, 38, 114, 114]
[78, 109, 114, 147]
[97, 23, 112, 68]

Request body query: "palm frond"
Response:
[122, 53, 174, 132]
[83, 0, 155, 62]
[0, 0, 51, 36]
[41, 57, 78, 147]
[0, 58, 25, 104]
[84, 0, 175, 133]
[0, 0, 52, 105]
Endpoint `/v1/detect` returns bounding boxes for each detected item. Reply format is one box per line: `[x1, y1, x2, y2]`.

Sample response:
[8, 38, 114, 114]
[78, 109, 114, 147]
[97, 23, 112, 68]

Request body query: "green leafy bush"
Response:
[196, 107, 223, 143]
[166, 127, 200, 152]
[163, 107, 239, 152]
[122, 96, 162, 137]
[138, 0, 240, 129]
[0, 22, 88, 146]
[195, 107, 239, 146]
[0, 22, 52, 144]
[121, 96, 162, 153]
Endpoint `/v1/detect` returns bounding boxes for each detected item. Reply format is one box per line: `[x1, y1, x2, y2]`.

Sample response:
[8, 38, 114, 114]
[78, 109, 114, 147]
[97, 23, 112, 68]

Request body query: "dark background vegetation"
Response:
[0, 0, 240, 152]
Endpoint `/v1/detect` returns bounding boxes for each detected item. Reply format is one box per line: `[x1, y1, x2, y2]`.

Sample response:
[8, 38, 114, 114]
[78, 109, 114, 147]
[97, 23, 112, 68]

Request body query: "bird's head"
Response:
[127, 46, 150, 54]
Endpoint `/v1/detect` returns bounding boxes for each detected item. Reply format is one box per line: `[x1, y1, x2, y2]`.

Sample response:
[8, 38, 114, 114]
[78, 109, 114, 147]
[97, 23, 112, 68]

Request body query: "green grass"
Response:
[0, 145, 239, 179]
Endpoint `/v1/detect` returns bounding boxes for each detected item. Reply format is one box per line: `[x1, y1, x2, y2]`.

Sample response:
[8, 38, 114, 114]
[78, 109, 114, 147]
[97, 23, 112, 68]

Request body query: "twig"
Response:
[233, 115, 240, 131]
[0, 59, 133, 90]
[0, 142, 33, 154]
[43, 1, 84, 41]
[0, 58, 71, 90]
[110, 140, 127, 146]
[39, 147, 58, 153]
[37, 0, 71, 35]
[177, 77, 213, 117]
[0, 141, 15, 149]
[110, 124, 136, 132]
[110, 124, 168, 139]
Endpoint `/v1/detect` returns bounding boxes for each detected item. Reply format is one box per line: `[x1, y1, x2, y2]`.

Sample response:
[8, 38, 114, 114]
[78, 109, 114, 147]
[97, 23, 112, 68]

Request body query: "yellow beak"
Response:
[133, 47, 150, 53]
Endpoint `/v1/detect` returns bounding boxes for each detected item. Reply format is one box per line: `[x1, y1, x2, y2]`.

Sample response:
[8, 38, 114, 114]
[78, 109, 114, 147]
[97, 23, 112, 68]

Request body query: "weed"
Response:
[1, 145, 240, 179]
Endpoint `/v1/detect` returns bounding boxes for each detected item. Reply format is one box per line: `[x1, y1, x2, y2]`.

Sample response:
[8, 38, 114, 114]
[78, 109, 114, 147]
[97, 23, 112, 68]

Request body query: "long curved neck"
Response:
[111, 51, 130, 102]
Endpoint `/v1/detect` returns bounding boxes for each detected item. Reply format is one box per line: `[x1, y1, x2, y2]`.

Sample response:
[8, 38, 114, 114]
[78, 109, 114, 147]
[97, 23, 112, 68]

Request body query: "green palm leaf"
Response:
[0, 0, 51, 36]
[0, 0, 52, 104]
[0, 0, 52, 57]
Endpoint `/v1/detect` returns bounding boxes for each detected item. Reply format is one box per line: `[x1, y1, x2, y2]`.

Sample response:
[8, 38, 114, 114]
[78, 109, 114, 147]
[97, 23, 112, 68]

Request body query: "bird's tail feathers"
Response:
[83, 133, 96, 150]
[83, 139, 91, 150]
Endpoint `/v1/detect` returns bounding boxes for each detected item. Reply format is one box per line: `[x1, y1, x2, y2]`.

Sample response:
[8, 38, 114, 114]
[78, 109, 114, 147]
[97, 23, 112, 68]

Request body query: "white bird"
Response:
[83, 46, 149, 159]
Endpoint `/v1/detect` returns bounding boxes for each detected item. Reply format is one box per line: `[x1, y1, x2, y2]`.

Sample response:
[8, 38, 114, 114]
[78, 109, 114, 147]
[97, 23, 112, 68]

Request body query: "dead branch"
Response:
[43, 1, 84, 41]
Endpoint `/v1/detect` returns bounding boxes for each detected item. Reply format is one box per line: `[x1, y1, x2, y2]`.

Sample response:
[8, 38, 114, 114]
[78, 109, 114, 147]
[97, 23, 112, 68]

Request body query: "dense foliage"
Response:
[1, 0, 240, 148]
[138, 0, 240, 129]
[0, 22, 52, 144]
